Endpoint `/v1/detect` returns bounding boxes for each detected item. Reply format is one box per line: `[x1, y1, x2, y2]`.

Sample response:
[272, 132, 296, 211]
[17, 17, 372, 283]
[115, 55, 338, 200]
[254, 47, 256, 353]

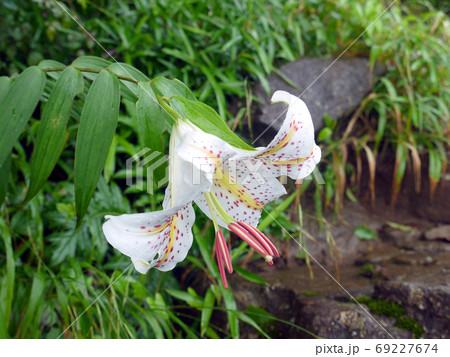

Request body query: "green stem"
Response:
[156, 95, 181, 121]
[41, 66, 140, 84]
[207, 192, 233, 225]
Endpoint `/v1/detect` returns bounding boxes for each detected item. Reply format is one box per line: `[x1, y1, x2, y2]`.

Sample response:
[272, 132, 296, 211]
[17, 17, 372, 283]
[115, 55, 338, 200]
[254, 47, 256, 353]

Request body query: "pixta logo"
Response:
[126, 148, 169, 194]
[126, 149, 325, 194]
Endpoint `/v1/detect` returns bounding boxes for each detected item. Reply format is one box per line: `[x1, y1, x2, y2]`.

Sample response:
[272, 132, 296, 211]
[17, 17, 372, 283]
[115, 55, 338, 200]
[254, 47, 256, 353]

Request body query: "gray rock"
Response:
[297, 296, 412, 339]
[424, 225, 450, 242]
[374, 273, 450, 338]
[253, 57, 385, 137]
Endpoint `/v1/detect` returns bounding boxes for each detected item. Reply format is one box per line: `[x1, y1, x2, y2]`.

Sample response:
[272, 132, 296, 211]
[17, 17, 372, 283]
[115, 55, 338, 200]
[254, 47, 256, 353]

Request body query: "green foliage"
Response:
[321, 0, 449, 209]
[0, 0, 447, 339]
[354, 226, 379, 240]
[396, 316, 424, 339]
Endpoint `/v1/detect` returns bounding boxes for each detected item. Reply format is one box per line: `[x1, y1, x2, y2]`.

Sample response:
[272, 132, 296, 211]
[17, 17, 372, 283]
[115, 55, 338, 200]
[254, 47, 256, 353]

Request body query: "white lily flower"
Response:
[102, 90, 320, 288]
[102, 203, 195, 274]
[165, 90, 321, 287]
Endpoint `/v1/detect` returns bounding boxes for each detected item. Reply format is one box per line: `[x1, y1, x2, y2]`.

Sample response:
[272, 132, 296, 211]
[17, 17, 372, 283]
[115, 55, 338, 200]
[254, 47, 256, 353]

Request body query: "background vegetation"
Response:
[0, 0, 448, 338]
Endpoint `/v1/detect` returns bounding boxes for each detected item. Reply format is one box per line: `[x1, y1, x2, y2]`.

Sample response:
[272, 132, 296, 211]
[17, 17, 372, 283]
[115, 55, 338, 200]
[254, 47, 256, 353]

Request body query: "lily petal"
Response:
[171, 120, 239, 202]
[195, 157, 286, 228]
[258, 90, 321, 180]
[102, 203, 195, 273]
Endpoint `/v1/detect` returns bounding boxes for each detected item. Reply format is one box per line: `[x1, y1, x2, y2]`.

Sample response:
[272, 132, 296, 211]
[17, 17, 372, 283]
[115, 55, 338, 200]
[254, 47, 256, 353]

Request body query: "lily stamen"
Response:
[237, 221, 279, 258]
[228, 222, 271, 258]
[215, 237, 228, 289]
[216, 230, 233, 274]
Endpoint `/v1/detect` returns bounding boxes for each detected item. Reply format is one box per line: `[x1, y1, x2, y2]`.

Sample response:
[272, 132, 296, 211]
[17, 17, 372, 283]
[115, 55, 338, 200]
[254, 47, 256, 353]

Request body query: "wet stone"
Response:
[252, 57, 386, 138]
[374, 273, 450, 338]
[424, 225, 450, 242]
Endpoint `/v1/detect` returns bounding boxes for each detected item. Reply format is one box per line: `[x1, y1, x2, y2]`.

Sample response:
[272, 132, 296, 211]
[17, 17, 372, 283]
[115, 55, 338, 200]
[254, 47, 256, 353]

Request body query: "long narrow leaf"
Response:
[152, 76, 196, 101]
[0, 77, 11, 104]
[0, 155, 11, 205]
[18, 274, 45, 338]
[0, 66, 46, 169]
[0, 220, 15, 336]
[201, 287, 215, 337]
[74, 70, 120, 226]
[136, 82, 167, 154]
[220, 285, 239, 338]
[25, 67, 84, 203]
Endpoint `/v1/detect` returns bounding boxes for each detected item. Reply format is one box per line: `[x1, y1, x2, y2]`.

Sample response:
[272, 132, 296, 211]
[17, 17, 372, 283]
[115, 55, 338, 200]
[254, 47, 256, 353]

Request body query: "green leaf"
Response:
[173, 96, 255, 151]
[386, 221, 413, 232]
[345, 188, 358, 203]
[428, 149, 442, 181]
[374, 100, 387, 151]
[0, 155, 11, 205]
[146, 314, 164, 339]
[103, 134, 117, 183]
[395, 144, 407, 184]
[354, 225, 378, 240]
[18, 274, 46, 338]
[0, 297, 7, 338]
[237, 311, 271, 339]
[72, 56, 111, 71]
[108, 63, 150, 101]
[234, 266, 268, 285]
[107, 62, 150, 82]
[0, 66, 46, 170]
[0, 77, 11, 105]
[136, 82, 167, 154]
[38, 59, 65, 70]
[152, 76, 197, 101]
[74, 70, 120, 226]
[317, 127, 332, 142]
[201, 287, 215, 337]
[38, 60, 66, 80]
[192, 224, 216, 277]
[323, 113, 334, 129]
[165, 288, 203, 309]
[220, 285, 239, 338]
[0, 220, 15, 336]
[25, 66, 84, 203]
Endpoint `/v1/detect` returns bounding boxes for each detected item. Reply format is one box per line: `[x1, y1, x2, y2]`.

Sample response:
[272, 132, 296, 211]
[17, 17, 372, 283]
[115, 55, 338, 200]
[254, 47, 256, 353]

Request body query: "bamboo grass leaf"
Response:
[25, 66, 84, 203]
[0, 66, 46, 170]
[74, 70, 120, 226]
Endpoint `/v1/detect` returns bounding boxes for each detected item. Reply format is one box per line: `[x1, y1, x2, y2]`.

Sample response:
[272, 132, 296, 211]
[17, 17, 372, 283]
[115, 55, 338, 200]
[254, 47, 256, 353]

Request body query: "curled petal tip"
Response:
[271, 90, 292, 104]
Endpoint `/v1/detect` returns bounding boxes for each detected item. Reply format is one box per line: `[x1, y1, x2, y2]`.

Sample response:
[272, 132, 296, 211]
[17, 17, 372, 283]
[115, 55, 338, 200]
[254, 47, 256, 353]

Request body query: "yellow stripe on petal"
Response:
[269, 147, 314, 165]
[216, 169, 264, 210]
[260, 127, 296, 157]
[151, 220, 172, 234]
[156, 216, 177, 267]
